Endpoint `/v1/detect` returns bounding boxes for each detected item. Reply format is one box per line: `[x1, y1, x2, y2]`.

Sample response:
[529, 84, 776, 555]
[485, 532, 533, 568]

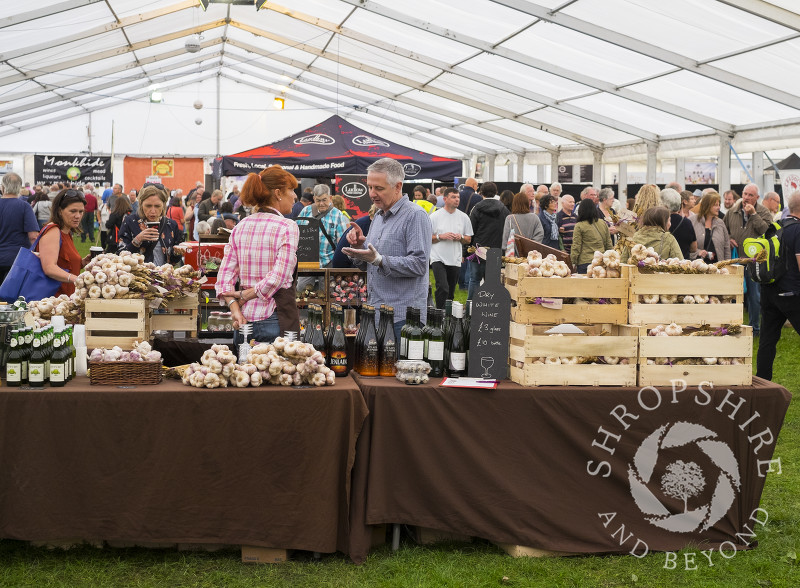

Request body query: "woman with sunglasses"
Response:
[37, 189, 92, 296]
[118, 184, 182, 264]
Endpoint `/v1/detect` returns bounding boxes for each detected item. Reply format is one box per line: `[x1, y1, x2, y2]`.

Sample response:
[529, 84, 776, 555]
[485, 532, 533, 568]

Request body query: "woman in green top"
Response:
[620, 206, 684, 263]
[570, 198, 612, 273]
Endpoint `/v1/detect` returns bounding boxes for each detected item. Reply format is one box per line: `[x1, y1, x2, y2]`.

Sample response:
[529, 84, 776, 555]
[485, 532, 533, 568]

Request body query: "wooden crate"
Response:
[496, 543, 580, 558]
[412, 526, 472, 545]
[628, 264, 744, 325]
[509, 322, 639, 386]
[241, 546, 288, 564]
[638, 325, 752, 386]
[150, 294, 199, 336]
[505, 263, 629, 325]
[85, 298, 149, 350]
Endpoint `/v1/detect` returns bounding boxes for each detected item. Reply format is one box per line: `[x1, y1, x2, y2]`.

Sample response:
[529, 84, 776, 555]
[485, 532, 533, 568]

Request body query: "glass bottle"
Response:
[425, 309, 445, 378]
[376, 304, 387, 345]
[28, 330, 47, 386]
[406, 308, 424, 361]
[446, 302, 467, 377]
[464, 300, 472, 338]
[49, 331, 67, 387]
[358, 305, 379, 376]
[443, 299, 453, 344]
[399, 307, 413, 360]
[329, 306, 349, 377]
[5, 330, 23, 387]
[378, 306, 398, 377]
[326, 303, 339, 364]
[22, 327, 33, 383]
[353, 307, 366, 373]
[67, 326, 76, 380]
[311, 305, 327, 360]
[44, 326, 53, 381]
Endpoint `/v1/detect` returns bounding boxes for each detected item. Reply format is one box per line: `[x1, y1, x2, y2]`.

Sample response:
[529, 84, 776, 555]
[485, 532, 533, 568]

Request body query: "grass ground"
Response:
[2, 252, 795, 587]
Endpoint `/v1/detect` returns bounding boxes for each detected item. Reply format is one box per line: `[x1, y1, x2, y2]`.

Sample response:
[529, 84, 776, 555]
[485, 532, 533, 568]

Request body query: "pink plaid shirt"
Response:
[215, 211, 299, 322]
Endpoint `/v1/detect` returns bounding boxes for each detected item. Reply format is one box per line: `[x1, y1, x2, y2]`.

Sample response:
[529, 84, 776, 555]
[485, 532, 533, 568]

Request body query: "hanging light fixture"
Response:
[273, 95, 285, 110]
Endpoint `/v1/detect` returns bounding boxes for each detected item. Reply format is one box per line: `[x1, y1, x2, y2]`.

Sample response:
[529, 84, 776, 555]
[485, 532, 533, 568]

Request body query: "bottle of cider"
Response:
[446, 302, 467, 377]
[378, 306, 397, 377]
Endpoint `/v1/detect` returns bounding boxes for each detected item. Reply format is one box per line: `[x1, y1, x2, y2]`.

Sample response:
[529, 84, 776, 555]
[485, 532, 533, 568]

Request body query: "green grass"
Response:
[4, 254, 795, 587]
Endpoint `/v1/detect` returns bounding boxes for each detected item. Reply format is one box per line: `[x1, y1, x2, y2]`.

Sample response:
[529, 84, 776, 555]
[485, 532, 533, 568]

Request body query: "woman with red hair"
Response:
[216, 165, 300, 342]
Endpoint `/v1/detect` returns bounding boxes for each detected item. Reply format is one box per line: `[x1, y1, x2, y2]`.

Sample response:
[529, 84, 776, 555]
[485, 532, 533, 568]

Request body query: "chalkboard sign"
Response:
[468, 249, 511, 380]
[295, 217, 321, 266]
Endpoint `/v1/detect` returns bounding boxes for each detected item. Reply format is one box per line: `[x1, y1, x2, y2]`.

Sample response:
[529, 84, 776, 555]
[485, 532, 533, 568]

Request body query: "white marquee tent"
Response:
[1, 0, 800, 188]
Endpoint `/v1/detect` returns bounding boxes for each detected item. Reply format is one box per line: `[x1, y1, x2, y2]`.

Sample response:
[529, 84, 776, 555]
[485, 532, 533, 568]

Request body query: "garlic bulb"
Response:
[664, 323, 683, 336]
[682, 295, 696, 304]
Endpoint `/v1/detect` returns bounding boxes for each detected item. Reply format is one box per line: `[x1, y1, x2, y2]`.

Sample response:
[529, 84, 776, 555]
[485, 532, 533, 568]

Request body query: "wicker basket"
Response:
[88, 360, 163, 386]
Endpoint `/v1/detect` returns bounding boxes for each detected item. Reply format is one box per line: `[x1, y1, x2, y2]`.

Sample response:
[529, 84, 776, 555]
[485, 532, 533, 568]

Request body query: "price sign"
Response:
[295, 217, 321, 266]
[468, 249, 510, 380]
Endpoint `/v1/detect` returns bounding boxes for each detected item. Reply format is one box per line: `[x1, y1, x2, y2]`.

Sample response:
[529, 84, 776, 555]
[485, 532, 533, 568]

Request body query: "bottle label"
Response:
[6, 363, 21, 382]
[400, 336, 408, 358]
[50, 364, 65, 383]
[29, 362, 45, 383]
[382, 340, 396, 362]
[22, 361, 28, 380]
[449, 352, 466, 371]
[407, 340, 424, 360]
[427, 341, 445, 361]
[330, 351, 348, 374]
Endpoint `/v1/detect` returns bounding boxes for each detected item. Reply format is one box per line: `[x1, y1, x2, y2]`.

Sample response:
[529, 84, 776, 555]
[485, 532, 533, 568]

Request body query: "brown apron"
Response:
[264, 209, 300, 334]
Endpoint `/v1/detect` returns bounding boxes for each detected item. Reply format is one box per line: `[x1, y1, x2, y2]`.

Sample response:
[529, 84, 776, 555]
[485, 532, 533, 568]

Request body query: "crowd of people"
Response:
[1, 162, 798, 380]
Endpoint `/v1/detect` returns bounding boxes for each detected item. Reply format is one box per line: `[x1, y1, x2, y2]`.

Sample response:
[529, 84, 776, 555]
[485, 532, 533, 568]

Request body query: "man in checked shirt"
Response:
[344, 158, 432, 342]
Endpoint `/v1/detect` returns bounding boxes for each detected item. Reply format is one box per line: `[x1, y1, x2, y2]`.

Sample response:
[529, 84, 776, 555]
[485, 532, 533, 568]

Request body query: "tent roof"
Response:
[766, 152, 800, 171]
[217, 114, 461, 178]
[2, 1, 800, 161]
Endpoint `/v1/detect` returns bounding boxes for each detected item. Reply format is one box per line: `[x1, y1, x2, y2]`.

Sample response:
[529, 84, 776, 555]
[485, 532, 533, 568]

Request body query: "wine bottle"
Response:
[399, 307, 413, 360]
[325, 303, 339, 366]
[353, 306, 366, 373]
[329, 306, 349, 377]
[446, 302, 467, 377]
[443, 299, 453, 345]
[311, 305, 327, 361]
[28, 330, 46, 386]
[376, 304, 387, 345]
[422, 306, 433, 359]
[378, 306, 398, 376]
[5, 330, 23, 387]
[406, 308, 424, 361]
[359, 305, 380, 376]
[425, 309, 445, 378]
[50, 331, 67, 387]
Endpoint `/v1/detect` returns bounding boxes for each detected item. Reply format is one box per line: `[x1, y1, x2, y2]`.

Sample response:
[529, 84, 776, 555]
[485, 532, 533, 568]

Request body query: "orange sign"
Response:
[152, 159, 174, 177]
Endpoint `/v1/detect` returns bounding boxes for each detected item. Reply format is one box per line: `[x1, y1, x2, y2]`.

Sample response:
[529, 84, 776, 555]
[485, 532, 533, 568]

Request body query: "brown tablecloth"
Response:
[348, 375, 791, 562]
[0, 376, 367, 555]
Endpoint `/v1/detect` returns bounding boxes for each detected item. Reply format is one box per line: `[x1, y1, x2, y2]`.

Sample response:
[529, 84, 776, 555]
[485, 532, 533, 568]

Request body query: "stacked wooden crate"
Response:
[85, 299, 150, 350]
[150, 294, 199, 337]
[505, 264, 638, 386]
[627, 264, 752, 386]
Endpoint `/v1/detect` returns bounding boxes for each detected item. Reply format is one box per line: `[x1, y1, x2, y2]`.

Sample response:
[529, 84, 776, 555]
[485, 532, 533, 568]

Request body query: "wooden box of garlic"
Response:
[627, 259, 745, 326]
[638, 323, 752, 386]
[150, 294, 199, 336]
[505, 251, 629, 326]
[508, 322, 639, 386]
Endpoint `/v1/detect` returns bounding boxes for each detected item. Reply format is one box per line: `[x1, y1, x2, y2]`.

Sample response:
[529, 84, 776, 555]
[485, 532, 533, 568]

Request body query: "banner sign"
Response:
[0, 160, 13, 174]
[34, 154, 111, 185]
[152, 159, 174, 177]
[335, 174, 371, 219]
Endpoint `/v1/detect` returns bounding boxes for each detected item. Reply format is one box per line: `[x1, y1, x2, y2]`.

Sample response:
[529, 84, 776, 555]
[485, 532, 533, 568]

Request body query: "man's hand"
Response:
[343, 243, 382, 266]
[743, 202, 756, 215]
[439, 232, 459, 240]
[346, 222, 366, 247]
[730, 238, 738, 249]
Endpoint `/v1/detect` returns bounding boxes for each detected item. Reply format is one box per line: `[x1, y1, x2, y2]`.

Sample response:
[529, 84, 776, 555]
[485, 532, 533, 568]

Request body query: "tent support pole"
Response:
[618, 162, 628, 203]
[216, 73, 221, 157]
[719, 135, 732, 194]
[593, 150, 603, 188]
[646, 143, 658, 184]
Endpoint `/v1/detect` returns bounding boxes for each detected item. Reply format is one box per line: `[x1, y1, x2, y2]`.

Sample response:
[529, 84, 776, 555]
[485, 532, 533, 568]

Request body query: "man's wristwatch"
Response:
[435, 233, 439, 242]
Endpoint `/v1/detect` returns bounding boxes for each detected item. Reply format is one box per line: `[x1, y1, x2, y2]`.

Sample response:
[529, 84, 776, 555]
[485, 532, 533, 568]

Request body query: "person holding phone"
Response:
[118, 184, 182, 264]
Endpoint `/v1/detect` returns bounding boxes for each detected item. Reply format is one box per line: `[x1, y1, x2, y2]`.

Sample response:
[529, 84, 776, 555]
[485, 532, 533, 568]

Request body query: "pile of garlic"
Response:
[89, 340, 162, 362]
[644, 324, 744, 365]
[248, 337, 335, 387]
[587, 250, 622, 278]
[27, 253, 204, 323]
[517, 251, 571, 278]
[638, 294, 735, 304]
[182, 344, 262, 388]
[629, 244, 731, 275]
[531, 356, 631, 365]
[181, 339, 335, 389]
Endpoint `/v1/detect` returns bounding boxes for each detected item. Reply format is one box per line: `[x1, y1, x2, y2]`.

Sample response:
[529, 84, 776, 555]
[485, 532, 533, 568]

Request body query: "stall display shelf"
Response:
[85, 298, 150, 350]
